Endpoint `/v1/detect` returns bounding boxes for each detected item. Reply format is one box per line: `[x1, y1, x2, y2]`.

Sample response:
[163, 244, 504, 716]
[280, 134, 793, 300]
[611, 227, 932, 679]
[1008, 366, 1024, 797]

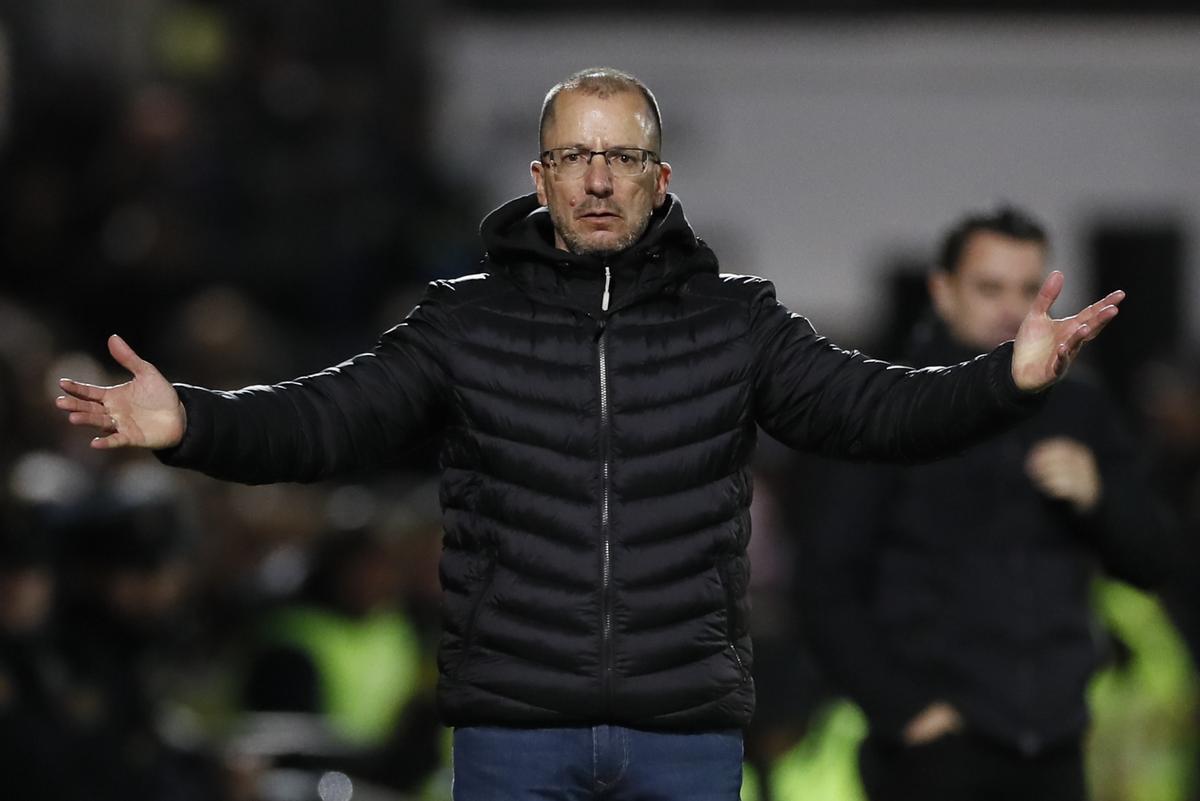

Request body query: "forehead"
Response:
[957, 231, 1045, 283]
[544, 89, 656, 148]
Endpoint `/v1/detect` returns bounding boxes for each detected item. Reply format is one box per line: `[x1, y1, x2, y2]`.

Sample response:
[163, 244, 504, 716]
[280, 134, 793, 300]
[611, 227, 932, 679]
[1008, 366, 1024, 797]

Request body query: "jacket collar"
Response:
[478, 192, 718, 316]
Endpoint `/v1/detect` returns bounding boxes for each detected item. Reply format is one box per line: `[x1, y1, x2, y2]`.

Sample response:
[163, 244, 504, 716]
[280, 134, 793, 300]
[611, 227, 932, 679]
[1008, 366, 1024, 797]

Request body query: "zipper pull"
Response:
[601, 264, 611, 312]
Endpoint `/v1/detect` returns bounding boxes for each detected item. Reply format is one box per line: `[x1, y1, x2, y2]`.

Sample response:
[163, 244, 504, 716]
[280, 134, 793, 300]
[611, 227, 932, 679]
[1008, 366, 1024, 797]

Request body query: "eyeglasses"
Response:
[540, 147, 660, 179]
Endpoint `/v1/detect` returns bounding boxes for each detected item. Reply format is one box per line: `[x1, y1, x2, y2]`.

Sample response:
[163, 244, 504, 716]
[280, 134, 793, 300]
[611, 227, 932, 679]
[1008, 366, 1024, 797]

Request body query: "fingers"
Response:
[1077, 290, 1125, 324]
[1030, 270, 1064, 316]
[1061, 289, 1121, 344]
[1062, 322, 1091, 356]
[107, 334, 151, 377]
[69, 410, 118, 430]
[1054, 302, 1119, 367]
[58, 378, 108, 403]
[1078, 304, 1119, 341]
[91, 431, 132, 450]
[57, 393, 119, 432]
[56, 383, 125, 442]
[55, 393, 105, 416]
[1048, 328, 1084, 378]
[1051, 345, 1068, 379]
[60, 335, 153, 394]
[1058, 305, 1118, 355]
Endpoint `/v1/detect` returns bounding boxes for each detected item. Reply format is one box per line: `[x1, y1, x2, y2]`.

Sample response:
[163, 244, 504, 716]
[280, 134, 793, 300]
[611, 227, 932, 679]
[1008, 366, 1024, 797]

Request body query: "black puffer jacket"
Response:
[159, 193, 1037, 730]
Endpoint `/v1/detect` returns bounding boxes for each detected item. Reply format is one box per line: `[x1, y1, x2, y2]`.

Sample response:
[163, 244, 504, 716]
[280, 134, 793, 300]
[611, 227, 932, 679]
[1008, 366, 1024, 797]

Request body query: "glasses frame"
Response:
[539, 147, 661, 178]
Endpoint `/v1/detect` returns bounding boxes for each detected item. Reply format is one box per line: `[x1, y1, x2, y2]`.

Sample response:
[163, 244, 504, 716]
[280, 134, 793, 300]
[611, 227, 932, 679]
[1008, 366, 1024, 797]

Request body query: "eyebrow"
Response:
[546, 144, 649, 151]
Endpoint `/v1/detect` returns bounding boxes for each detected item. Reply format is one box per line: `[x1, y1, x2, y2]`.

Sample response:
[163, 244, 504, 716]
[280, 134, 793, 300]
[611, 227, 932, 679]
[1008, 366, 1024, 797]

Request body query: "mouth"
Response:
[578, 210, 621, 221]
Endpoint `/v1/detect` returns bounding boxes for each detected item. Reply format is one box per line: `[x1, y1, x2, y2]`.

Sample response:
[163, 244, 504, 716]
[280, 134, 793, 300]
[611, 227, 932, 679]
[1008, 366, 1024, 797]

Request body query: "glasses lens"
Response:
[551, 149, 589, 178]
[606, 149, 646, 177]
[546, 148, 651, 178]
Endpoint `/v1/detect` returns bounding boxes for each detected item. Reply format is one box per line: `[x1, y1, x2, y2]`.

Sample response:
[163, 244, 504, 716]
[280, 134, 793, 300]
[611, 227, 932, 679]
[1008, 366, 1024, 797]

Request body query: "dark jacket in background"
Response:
[802, 320, 1176, 753]
[158, 193, 1039, 731]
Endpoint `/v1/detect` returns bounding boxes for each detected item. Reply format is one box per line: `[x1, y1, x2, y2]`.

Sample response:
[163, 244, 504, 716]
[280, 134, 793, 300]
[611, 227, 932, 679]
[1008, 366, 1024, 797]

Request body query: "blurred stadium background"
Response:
[0, 2, 1197, 800]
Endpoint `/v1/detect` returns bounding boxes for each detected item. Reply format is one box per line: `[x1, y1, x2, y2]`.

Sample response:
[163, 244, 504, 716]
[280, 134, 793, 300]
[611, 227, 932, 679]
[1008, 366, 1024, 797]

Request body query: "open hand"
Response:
[1011, 271, 1123, 392]
[56, 335, 186, 450]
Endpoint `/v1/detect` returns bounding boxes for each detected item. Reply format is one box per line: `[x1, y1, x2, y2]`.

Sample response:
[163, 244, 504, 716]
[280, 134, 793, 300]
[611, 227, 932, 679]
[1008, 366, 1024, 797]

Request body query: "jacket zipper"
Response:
[729, 642, 748, 680]
[597, 263, 613, 708]
[717, 560, 750, 681]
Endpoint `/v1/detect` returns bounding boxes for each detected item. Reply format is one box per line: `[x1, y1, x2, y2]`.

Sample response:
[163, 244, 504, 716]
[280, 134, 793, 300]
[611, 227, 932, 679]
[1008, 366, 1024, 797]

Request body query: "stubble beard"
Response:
[550, 205, 652, 258]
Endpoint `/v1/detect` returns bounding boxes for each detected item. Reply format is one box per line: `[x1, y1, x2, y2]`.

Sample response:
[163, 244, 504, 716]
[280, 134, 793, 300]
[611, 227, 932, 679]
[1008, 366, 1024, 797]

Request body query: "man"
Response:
[57, 70, 1123, 800]
[801, 206, 1174, 801]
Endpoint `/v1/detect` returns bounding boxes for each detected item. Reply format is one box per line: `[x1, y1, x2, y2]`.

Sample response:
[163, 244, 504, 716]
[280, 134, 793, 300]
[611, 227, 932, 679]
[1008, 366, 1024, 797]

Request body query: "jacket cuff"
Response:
[153, 384, 215, 469]
[988, 341, 1050, 413]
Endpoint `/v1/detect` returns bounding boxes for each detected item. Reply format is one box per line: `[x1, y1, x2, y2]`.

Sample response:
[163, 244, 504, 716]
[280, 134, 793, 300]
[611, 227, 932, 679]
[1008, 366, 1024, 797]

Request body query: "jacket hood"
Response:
[480, 191, 698, 266]
[477, 192, 718, 315]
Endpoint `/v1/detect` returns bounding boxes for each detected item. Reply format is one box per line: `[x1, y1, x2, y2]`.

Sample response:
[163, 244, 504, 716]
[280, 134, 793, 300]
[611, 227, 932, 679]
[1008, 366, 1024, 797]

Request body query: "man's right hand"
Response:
[56, 334, 186, 450]
[902, 701, 964, 746]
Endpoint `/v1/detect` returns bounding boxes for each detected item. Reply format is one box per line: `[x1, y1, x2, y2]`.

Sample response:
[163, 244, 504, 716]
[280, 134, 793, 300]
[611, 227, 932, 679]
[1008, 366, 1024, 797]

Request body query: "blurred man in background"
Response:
[802, 205, 1177, 801]
[242, 525, 441, 794]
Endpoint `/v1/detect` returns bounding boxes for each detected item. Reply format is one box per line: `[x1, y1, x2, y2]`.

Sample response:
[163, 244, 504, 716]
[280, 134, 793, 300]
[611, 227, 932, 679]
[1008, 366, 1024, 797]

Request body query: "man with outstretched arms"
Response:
[58, 68, 1122, 801]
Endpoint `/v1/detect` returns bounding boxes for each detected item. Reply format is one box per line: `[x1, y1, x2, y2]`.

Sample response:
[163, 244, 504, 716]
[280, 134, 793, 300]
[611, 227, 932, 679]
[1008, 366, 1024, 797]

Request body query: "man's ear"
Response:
[531, 160, 549, 206]
[928, 270, 955, 319]
[653, 161, 672, 207]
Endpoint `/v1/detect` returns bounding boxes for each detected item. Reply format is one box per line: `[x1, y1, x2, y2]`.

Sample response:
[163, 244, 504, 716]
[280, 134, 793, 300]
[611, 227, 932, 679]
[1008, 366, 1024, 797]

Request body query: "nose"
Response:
[583, 154, 614, 198]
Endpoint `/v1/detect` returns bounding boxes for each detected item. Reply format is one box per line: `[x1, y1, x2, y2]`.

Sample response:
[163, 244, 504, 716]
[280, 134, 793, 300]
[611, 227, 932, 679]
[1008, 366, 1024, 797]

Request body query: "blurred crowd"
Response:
[2, 3, 1200, 801]
[0, 3, 474, 799]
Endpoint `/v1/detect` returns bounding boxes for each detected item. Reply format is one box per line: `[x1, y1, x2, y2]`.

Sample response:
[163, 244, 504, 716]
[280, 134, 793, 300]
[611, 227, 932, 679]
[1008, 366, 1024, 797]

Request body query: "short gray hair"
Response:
[539, 67, 662, 153]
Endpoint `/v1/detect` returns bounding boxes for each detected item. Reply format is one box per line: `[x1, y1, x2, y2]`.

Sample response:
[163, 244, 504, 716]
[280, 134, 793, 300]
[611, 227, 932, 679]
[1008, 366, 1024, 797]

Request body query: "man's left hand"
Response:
[1011, 271, 1123, 392]
[1025, 437, 1102, 514]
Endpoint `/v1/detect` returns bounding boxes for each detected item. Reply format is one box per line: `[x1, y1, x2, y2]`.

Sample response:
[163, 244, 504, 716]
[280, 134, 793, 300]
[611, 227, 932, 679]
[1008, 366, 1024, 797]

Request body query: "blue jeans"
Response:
[452, 725, 743, 800]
